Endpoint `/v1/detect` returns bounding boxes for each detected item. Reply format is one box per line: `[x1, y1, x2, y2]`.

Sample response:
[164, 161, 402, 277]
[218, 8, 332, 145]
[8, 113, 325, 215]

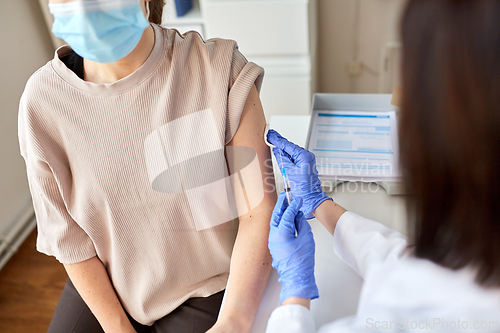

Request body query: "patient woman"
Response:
[18, 0, 275, 332]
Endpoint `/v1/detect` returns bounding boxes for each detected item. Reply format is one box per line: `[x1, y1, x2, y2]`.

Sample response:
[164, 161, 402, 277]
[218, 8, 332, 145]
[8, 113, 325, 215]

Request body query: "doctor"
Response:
[265, 0, 500, 332]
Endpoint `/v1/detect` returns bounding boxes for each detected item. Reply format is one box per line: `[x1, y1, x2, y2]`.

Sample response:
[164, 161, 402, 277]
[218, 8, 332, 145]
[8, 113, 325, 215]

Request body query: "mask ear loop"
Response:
[145, 1, 151, 20]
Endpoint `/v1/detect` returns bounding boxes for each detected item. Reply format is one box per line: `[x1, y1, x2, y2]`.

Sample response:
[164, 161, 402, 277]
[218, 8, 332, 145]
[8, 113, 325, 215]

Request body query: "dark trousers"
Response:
[48, 278, 225, 333]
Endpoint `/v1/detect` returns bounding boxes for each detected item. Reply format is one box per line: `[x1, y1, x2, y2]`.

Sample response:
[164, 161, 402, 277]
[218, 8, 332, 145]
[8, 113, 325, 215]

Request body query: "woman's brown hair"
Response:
[148, 0, 165, 25]
[400, 0, 500, 287]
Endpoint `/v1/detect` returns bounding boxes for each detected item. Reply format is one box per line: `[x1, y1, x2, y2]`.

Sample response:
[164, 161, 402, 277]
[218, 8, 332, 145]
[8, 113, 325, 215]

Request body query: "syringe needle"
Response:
[280, 150, 297, 236]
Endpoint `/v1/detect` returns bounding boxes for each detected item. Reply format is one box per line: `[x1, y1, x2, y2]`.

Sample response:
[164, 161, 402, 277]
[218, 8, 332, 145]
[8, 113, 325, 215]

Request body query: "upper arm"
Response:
[27, 170, 97, 264]
[226, 85, 277, 222]
[19, 95, 96, 264]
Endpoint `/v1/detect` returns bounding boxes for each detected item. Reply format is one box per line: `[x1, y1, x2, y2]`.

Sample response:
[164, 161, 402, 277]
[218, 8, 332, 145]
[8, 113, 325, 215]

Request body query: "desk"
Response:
[222, 115, 408, 333]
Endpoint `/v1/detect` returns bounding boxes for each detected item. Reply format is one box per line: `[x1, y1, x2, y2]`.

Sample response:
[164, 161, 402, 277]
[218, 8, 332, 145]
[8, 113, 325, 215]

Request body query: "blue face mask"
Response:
[49, 0, 150, 63]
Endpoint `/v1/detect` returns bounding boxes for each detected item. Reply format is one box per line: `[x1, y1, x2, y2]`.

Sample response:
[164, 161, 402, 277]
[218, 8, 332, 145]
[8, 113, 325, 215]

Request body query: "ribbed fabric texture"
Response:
[18, 24, 264, 325]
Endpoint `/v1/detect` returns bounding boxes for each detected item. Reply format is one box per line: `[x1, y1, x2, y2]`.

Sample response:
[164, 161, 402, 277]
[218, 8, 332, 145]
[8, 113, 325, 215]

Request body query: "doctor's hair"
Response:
[399, 0, 500, 288]
[149, 0, 165, 25]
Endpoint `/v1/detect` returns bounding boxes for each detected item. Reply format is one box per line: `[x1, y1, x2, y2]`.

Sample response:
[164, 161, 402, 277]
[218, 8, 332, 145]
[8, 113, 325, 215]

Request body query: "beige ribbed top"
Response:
[18, 24, 264, 325]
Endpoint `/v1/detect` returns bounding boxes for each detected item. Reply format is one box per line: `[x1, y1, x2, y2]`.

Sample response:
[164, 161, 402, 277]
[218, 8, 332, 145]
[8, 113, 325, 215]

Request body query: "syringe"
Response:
[280, 151, 293, 205]
[264, 125, 296, 232]
[280, 151, 297, 235]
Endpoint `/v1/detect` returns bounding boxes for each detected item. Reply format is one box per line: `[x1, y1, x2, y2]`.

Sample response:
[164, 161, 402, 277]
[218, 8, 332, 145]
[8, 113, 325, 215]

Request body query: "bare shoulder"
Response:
[227, 85, 266, 148]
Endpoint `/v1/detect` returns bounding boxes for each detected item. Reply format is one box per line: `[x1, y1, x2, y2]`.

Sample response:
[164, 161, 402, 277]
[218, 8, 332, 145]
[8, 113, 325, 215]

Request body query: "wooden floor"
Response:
[0, 230, 67, 333]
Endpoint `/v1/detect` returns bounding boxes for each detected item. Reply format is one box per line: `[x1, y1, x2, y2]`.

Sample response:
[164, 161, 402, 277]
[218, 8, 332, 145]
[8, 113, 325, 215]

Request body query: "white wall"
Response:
[317, 0, 407, 93]
[0, 0, 54, 235]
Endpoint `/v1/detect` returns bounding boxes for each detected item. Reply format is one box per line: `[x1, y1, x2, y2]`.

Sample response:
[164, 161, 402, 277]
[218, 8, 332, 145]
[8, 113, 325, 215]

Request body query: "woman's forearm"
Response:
[63, 257, 136, 333]
[312, 199, 348, 236]
[218, 209, 273, 332]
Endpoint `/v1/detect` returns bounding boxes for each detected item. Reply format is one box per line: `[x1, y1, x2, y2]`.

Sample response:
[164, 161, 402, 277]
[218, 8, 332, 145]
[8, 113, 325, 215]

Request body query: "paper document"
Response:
[308, 110, 400, 179]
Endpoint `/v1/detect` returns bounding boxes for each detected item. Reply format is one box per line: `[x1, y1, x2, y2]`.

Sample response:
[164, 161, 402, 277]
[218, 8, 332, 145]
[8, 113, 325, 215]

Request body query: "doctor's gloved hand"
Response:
[268, 192, 319, 304]
[267, 129, 332, 219]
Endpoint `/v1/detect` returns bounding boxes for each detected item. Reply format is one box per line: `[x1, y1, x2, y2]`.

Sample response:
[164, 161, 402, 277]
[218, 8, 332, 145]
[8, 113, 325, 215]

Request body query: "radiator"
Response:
[0, 204, 36, 271]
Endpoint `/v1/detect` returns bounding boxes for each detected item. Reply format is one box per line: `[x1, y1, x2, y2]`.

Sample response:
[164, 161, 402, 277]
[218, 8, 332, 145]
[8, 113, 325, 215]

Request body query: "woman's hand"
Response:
[268, 192, 319, 304]
[266, 130, 332, 219]
[63, 257, 137, 333]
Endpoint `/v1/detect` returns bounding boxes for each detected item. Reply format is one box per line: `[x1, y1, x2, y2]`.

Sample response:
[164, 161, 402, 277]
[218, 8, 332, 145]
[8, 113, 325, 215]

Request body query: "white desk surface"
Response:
[225, 115, 408, 333]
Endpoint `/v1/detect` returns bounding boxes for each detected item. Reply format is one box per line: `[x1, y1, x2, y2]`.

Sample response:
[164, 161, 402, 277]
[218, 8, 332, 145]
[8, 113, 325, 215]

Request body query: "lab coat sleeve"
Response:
[266, 306, 368, 333]
[333, 211, 408, 278]
[266, 305, 316, 333]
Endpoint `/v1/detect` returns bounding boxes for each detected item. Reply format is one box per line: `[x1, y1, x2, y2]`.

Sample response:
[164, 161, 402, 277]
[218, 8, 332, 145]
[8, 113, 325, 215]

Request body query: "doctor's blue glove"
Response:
[267, 129, 332, 219]
[268, 192, 319, 304]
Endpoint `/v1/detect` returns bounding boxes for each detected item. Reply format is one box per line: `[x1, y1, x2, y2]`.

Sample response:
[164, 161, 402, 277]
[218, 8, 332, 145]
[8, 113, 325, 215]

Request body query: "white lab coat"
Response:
[266, 212, 500, 332]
